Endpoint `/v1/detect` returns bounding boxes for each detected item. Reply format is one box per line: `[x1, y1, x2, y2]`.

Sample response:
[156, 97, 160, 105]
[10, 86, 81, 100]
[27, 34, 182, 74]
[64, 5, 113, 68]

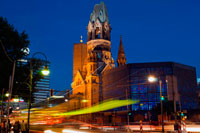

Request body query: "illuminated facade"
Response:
[70, 2, 115, 110]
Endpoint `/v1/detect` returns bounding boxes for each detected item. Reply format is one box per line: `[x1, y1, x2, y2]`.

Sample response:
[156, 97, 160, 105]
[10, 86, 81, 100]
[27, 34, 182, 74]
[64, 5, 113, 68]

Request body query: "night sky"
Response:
[1, 0, 200, 91]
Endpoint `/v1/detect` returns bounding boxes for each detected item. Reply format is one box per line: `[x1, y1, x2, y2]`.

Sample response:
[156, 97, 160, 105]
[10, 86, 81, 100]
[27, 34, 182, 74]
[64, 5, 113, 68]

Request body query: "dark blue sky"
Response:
[1, 0, 200, 90]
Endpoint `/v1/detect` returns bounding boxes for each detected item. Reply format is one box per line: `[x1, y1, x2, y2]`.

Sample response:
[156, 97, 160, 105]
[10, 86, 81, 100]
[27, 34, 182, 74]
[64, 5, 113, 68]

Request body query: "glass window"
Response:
[139, 85, 147, 93]
[131, 86, 139, 93]
[148, 86, 157, 93]
[131, 94, 139, 100]
[149, 102, 157, 110]
[140, 94, 148, 102]
[132, 103, 139, 111]
[148, 93, 156, 101]
[140, 102, 148, 110]
[156, 93, 161, 102]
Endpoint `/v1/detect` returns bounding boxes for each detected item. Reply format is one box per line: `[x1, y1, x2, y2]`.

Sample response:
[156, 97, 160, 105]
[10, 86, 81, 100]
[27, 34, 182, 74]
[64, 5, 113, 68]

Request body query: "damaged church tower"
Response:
[71, 2, 115, 111]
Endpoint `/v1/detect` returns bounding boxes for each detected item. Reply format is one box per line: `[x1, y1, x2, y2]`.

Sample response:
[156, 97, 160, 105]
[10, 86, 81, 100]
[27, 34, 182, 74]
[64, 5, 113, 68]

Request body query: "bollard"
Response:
[182, 120, 186, 132]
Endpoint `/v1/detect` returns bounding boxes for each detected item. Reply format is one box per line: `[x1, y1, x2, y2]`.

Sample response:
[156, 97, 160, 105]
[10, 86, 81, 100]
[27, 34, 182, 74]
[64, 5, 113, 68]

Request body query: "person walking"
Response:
[1, 121, 5, 132]
[20, 120, 26, 133]
[13, 121, 20, 133]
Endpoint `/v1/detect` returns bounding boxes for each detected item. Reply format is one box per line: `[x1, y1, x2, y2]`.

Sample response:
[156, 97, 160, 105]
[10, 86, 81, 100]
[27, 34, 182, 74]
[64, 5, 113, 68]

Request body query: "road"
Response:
[29, 123, 200, 133]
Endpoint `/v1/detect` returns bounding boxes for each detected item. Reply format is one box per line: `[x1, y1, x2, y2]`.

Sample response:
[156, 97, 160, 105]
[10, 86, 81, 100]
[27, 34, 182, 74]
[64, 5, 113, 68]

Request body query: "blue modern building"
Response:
[102, 62, 198, 122]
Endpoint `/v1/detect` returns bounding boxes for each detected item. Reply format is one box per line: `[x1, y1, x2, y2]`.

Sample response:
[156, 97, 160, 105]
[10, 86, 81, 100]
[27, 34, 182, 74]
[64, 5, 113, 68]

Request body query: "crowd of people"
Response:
[0, 120, 27, 133]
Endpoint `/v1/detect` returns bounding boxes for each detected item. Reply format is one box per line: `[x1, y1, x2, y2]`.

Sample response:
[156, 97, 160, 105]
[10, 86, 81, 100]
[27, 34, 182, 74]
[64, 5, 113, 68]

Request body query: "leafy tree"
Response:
[0, 16, 44, 102]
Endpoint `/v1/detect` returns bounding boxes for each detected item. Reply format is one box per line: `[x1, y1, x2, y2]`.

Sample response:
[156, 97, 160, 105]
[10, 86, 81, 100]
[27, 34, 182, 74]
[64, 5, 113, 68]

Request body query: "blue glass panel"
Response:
[140, 86, 147, 93]
[140, 94, 148, 101]
[132, 104, 139, 111]
[140, 102, 148, 110]
[131, 86, 139, 93]
[149, 102, 157, 110]
[148, 93, 156, 101]
[157, 93, 161, 102]
[131, 94, 139, 100]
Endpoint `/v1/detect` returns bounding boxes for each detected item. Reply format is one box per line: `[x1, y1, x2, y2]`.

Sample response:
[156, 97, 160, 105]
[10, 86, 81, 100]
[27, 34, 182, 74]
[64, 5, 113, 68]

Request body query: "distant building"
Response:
[17, 58, 50, 103]
[33, 60, 50, 103]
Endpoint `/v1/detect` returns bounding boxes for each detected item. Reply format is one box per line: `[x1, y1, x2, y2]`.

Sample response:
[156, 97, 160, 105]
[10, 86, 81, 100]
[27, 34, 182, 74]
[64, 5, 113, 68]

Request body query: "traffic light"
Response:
[181, 112, 184, 117]
[161, 96, 164, 101]
[50, 89, 54, 97]
[128, 112, 132, 116]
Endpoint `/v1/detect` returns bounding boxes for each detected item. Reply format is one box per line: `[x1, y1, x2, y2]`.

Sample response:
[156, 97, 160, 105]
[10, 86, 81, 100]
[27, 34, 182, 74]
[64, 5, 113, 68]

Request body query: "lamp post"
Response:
[0, 89, 4, 124]
[148, 76, 164, 133]
[27, 52, 50, 132]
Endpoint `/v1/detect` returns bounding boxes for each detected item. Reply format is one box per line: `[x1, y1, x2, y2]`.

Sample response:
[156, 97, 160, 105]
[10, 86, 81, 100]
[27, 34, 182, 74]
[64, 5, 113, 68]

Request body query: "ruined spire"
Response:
[117, 35, 126, 66]
[87, 2, 111, 41]
[90, 2, 109, 23]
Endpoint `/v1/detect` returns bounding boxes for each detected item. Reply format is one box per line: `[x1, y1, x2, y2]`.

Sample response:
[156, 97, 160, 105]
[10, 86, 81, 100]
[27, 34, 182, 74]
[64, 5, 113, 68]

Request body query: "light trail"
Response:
[53, 99, 138, 116]
[10, 99, 138, 126]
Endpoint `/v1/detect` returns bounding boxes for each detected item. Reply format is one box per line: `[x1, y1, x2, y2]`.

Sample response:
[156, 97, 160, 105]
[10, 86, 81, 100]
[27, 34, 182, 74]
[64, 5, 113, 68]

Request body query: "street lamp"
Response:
[41, 66, 50, 76]
[5, 92, 10, 97]
[148, 76, 164, 133]
[27, 52, 50, 132]
[81, 99, 88, 103]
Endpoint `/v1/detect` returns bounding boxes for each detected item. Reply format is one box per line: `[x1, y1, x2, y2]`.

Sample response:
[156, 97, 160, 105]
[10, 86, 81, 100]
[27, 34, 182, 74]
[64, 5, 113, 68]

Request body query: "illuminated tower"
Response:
[86, 2, 114, 106]
[71, 2, 115, 110]
[73, 36, 87, 80]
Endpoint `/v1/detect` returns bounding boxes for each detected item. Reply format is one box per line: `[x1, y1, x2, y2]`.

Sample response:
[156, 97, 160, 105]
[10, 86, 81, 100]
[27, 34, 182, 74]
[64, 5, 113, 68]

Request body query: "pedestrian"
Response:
[1, 121, 6, 132]
[13, 121, 20, 133]
[21, 120, 26, 133]
[1, 121, 5, 132]
[8, 119, 11, 132]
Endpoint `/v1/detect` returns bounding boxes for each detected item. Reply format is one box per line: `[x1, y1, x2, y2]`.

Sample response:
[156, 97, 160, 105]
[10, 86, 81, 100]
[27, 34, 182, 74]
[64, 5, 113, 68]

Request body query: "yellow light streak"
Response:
[54, 99, 138, 116]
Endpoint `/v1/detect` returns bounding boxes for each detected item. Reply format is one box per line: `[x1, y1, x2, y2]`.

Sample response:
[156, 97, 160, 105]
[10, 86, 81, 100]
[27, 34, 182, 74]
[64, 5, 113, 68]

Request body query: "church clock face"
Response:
[99, 10, 104, 22]
[97, 52, 102, 59]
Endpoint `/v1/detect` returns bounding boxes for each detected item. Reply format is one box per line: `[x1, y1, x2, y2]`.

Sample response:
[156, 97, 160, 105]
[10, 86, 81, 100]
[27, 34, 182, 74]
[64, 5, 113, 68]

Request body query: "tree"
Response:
[0, 16, 44, 102]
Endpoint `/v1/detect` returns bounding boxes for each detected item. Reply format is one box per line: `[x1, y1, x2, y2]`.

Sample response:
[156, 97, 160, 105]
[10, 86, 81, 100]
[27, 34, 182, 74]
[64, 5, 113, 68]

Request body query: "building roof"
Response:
[127, 61, 196, 70]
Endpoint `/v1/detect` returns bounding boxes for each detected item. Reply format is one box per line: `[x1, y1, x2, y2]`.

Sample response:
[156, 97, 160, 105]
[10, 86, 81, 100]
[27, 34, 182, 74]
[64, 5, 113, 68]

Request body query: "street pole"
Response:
[126, 89, 130, 129]
[27, 68, 32, 133]
[159, 80, 164, 132]
[27, 52, 49, 132]
[172, 77, 177, 130]
[6, 61, 16, 132]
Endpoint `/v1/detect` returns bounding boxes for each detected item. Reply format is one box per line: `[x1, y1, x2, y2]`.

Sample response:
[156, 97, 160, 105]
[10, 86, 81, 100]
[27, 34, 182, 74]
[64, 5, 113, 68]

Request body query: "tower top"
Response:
[117, 35, 126, 66]
[87, 2, 111, 41]
[90, 2, 109, 23]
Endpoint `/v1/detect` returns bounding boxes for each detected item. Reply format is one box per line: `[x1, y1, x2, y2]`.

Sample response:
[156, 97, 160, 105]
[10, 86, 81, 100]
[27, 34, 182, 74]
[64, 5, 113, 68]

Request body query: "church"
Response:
[70, 2, 126, 110]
